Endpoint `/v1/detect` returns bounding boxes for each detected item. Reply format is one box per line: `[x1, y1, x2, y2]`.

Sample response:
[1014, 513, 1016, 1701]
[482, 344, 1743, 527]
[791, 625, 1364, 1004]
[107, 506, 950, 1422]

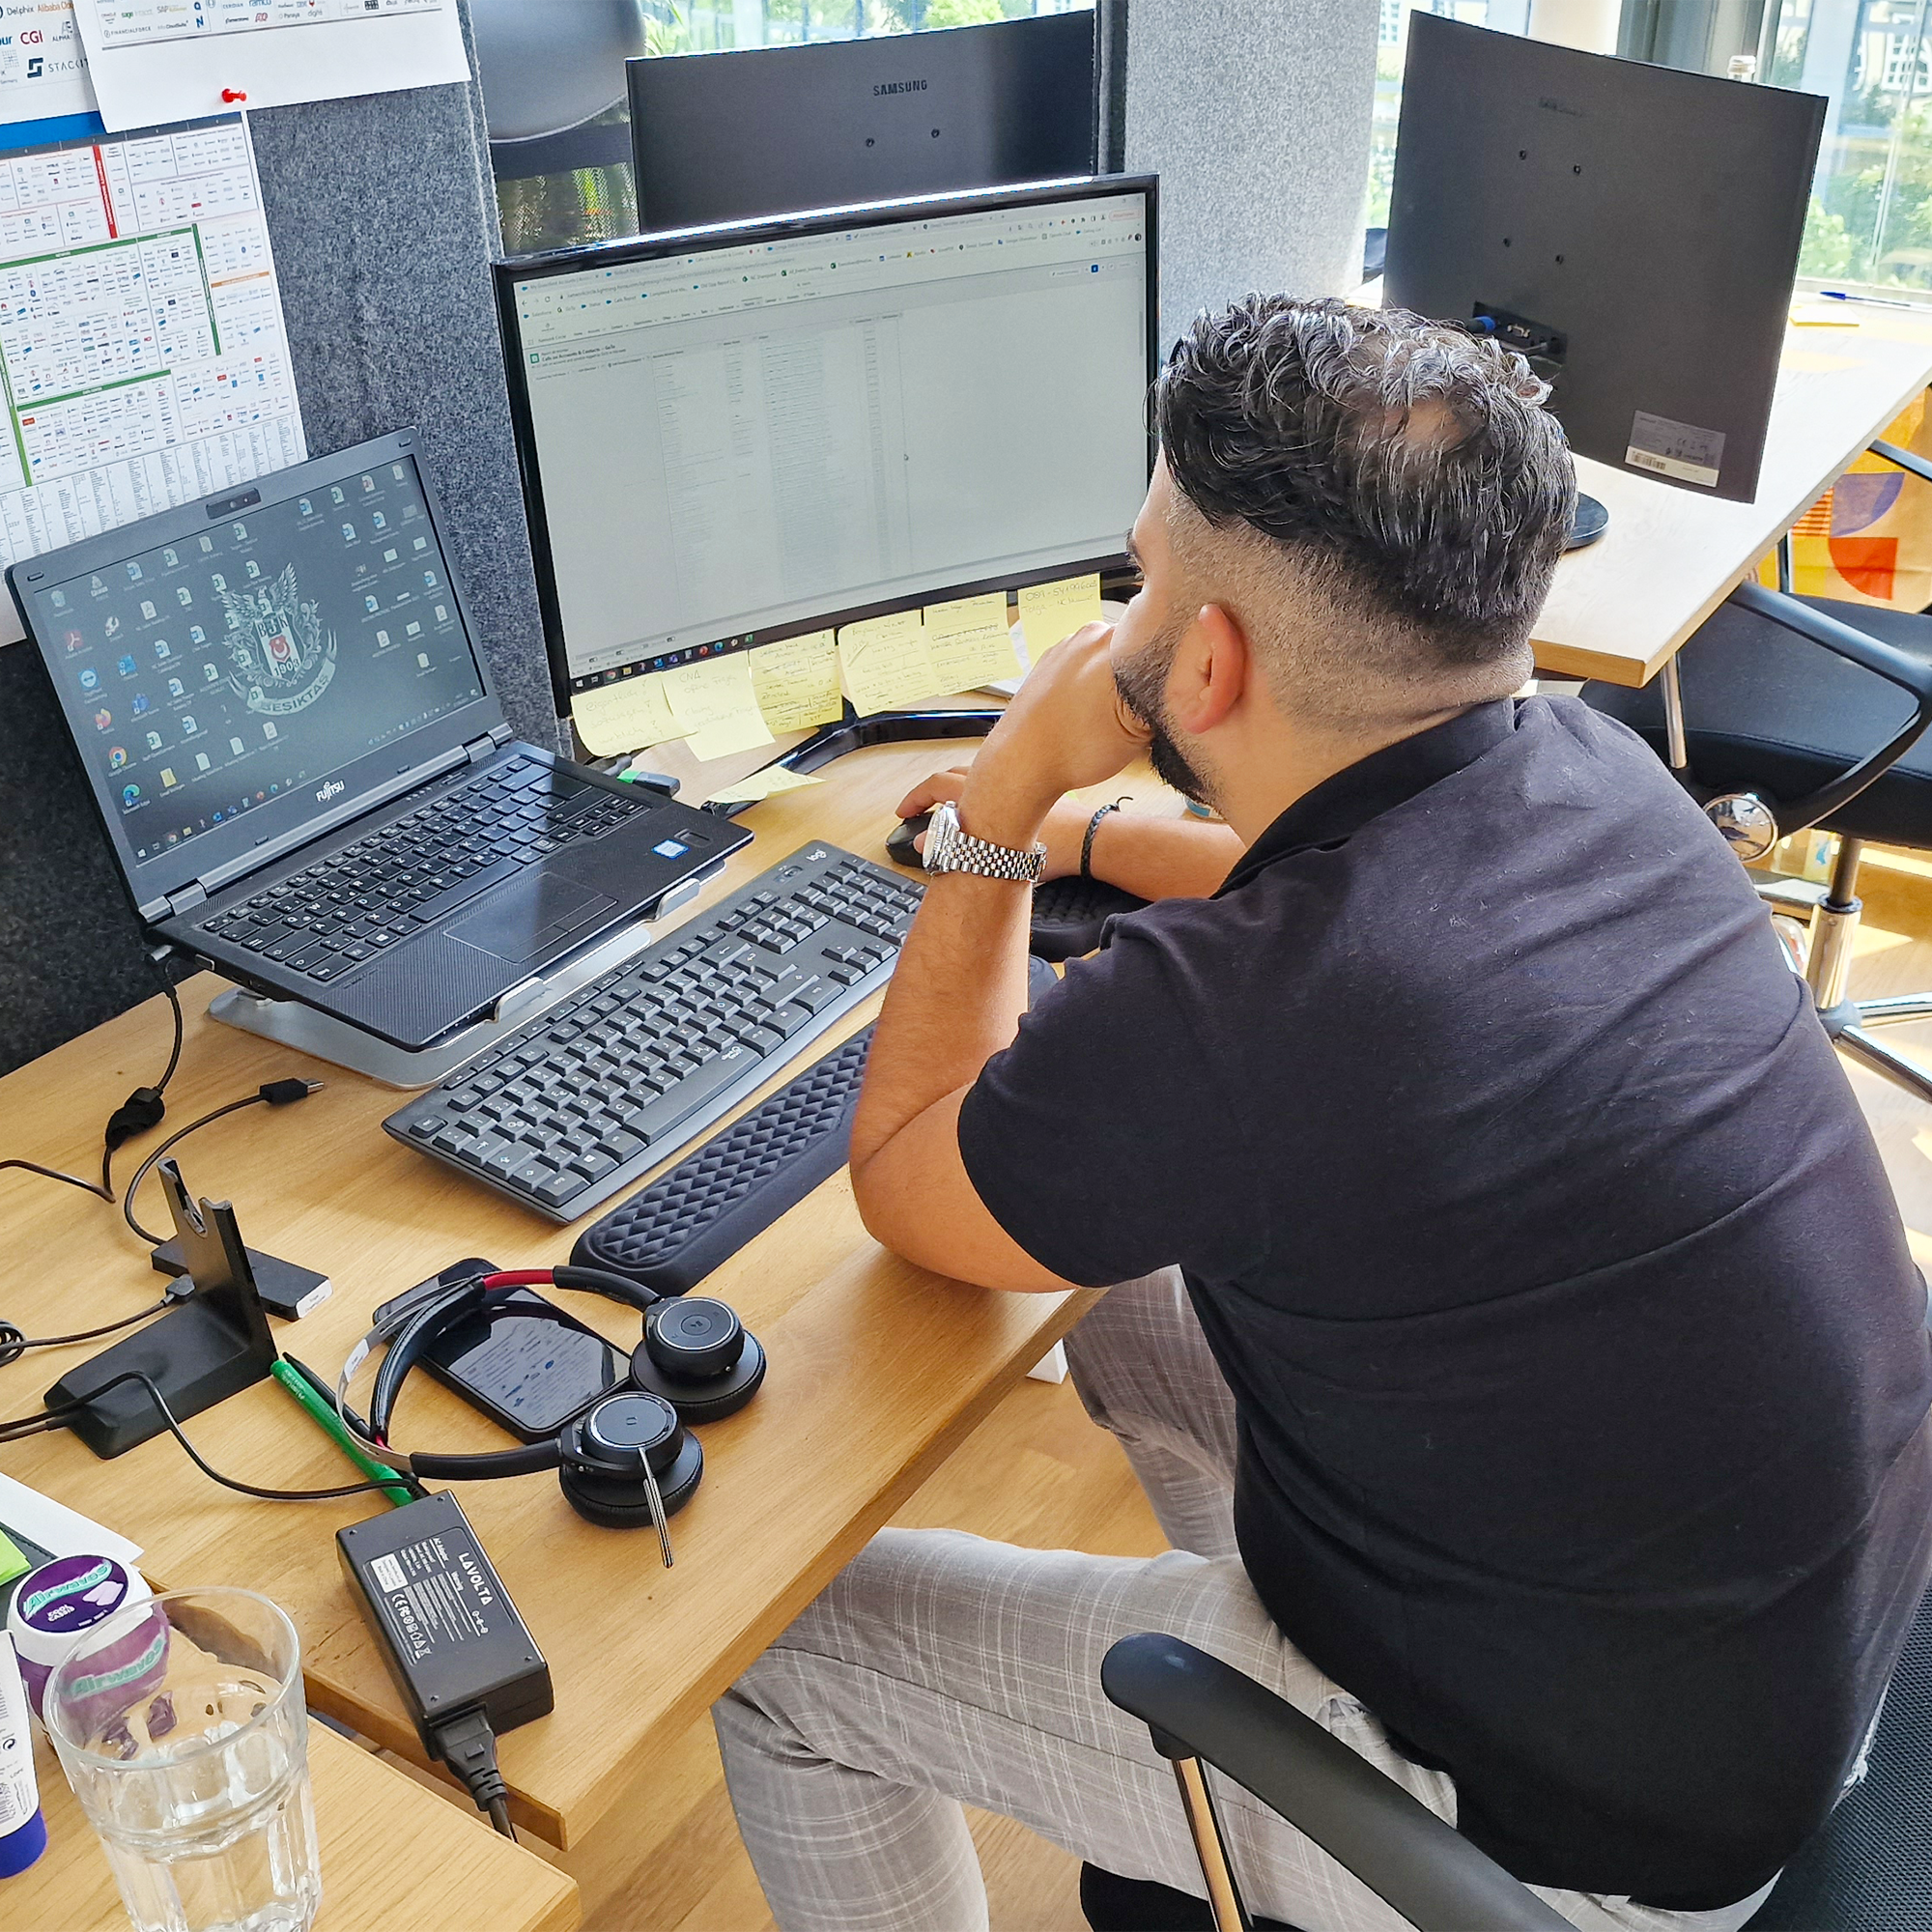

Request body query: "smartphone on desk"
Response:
[418, 1286, 631, 1441]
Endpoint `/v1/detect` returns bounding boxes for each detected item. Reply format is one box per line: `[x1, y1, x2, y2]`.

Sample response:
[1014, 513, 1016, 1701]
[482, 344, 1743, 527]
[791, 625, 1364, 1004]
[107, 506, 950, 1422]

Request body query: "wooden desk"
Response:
[1529, 307, 1932, 687]
[0, 734, 1098, 1861]
[11, 1719, 579, 1931]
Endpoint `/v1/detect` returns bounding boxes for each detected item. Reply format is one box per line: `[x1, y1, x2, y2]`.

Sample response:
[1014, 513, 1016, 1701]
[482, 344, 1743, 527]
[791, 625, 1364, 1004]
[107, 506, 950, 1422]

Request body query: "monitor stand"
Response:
[702, 705, 1005, 817]
[1568, 493, 1609, 551]
[203, 916, 662, 1088]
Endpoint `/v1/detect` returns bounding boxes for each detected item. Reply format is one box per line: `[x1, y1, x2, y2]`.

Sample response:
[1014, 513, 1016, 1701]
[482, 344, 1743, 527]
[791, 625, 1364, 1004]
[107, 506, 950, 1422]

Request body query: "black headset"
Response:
[333, 1264, 765, 1535]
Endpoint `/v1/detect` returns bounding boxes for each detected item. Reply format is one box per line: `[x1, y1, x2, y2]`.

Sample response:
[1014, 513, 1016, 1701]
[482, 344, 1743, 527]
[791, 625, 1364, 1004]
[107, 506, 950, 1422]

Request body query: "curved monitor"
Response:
[496, 176, 1157, 707]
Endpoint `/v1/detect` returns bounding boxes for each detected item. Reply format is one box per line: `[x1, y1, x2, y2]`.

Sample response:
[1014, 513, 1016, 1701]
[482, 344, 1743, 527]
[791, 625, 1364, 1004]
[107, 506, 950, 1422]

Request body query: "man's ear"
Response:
[1168, 604, 1250, 736]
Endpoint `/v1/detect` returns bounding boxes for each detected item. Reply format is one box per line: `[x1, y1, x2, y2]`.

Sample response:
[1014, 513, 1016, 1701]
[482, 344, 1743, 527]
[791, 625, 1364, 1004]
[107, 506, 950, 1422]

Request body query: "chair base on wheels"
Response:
[1755, 868, 1932, 1108]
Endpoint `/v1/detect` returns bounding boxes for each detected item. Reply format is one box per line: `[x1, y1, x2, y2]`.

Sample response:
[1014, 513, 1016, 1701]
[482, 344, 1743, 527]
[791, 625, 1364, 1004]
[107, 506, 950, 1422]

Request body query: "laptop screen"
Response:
[25, 450, 487, 875]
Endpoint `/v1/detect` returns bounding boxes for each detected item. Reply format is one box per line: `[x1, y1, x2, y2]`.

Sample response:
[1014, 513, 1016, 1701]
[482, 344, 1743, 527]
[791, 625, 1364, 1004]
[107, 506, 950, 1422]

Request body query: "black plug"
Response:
[428, 1706, 513, 1836]
[103, 1086, 166, 1153]
[260, 1079, 324, 1106]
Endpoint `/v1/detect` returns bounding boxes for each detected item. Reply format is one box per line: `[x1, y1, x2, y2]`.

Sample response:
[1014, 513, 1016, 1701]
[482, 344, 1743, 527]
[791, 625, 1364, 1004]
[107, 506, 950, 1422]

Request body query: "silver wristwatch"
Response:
[921, 800, 1046, 885]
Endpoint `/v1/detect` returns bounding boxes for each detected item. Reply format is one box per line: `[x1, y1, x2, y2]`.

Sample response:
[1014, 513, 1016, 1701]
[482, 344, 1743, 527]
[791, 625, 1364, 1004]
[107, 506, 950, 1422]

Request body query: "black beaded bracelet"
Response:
[1080, 798, 1130, 879]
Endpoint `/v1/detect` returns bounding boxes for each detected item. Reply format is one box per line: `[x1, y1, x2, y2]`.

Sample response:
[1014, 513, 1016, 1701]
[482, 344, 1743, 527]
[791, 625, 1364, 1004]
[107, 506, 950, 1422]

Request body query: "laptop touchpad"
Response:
[447, 872, 616, 963]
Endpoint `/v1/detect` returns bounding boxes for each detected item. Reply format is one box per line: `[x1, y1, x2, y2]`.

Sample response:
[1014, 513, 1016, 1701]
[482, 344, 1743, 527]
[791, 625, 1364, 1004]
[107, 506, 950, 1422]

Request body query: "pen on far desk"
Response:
[270, 1357, 422, 1507]
[1818, 289, 1928, 311]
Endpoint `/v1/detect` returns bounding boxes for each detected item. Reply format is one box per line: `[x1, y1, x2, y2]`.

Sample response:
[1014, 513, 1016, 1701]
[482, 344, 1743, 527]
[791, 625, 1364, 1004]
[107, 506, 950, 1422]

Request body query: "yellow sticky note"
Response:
[706, 765, 826, 806]
[684, 712, 779, 761]
[752, 631, 843, 734]
[924, 591, 1021, 694]
[662, 654, 775, 763]
[838, 611, 940, 716]
[570, 674, 681, 757]
[1018, 574, 1104, 663]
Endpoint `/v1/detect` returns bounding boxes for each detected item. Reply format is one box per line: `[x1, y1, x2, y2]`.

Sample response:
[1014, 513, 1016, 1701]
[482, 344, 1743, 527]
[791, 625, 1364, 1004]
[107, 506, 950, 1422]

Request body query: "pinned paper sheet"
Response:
[838, 611, 940, 716]
[664, 654, 775, 762]
[752, 631, 843, 734]
[1018, 575, 1104, 663]
[71, 0, 469, 130]
[707, 765, 826, 806]
[924, 591, 1021, 693]
[570, 675, 680, 758]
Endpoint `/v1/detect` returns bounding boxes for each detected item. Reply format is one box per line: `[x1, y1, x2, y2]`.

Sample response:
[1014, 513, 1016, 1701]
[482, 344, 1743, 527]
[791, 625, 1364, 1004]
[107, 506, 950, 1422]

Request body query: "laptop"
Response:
[9, 429, 748, 1053]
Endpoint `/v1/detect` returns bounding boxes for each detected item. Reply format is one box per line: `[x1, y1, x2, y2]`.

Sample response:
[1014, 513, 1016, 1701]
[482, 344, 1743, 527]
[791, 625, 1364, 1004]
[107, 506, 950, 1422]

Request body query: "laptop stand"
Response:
[204, 916, 662, 1089]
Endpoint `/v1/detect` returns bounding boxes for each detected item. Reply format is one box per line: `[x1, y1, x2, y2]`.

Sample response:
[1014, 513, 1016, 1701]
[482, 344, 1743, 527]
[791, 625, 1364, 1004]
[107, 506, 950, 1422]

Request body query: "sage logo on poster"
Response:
[219, 563, 336, 718]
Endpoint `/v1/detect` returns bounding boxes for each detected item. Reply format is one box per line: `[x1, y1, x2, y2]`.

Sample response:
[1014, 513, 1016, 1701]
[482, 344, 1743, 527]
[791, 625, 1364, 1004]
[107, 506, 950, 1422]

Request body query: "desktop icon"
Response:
[166, 677, 185, 698]
[162, 547, 179, 567]
[121, 783, 140, 807]
[50, 588, 65, 609]
[126, 561, 142, 582]
[116, 654, 136, 677]
[92, 707, 111, 730]
[341, 524, 355, 541]
[107, 746, 128, 770]
[139, 600, 156, 619]
[104, 614, 120, 638]
[79, 667, 99, 692]
[61, 628, 84, 653]
[132, 694, 151, 716]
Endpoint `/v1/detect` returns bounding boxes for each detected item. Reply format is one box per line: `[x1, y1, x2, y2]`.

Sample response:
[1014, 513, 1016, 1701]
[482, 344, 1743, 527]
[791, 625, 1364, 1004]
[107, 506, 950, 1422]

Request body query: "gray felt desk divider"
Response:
[0, 0, 557, 1075]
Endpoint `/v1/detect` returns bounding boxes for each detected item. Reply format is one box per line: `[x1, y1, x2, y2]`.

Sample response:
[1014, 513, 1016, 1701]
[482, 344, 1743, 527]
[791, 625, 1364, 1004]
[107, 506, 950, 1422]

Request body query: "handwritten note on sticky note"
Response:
[1018, 574, 1104, 664]
[838, 611, 939, 716]
[570, 674, 681, 758]
[924, 591, 1021, 694]
[752, 631, 843, 734]
[706, 765, 826, 806]
[663, 653, 775, 763]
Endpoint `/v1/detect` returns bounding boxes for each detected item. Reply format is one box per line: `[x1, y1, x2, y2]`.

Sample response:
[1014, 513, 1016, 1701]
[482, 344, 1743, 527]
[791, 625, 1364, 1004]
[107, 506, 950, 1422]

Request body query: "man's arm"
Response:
[850, 626, 1154, 1291]
[895, 768, 1243, 900]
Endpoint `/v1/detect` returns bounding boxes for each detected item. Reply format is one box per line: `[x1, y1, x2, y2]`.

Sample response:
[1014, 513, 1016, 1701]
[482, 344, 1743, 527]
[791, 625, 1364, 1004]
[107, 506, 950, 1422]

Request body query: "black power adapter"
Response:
[337, 1492, 553, 1836]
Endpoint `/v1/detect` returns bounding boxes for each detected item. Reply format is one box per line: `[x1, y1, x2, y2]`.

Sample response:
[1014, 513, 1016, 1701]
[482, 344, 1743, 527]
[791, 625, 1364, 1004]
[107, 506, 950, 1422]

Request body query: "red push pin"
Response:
[221, 88, 247, 103]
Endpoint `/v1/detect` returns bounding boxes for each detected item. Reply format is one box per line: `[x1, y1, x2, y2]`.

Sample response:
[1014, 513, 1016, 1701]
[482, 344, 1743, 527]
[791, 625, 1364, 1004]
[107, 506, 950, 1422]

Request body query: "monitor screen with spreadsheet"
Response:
[495, 177, 1156, 701]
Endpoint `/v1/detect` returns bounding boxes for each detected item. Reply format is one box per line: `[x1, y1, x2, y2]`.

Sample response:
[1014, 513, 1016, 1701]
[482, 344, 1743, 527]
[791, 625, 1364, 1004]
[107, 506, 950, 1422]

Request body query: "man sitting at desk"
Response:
[711, 296, 1932, 1932]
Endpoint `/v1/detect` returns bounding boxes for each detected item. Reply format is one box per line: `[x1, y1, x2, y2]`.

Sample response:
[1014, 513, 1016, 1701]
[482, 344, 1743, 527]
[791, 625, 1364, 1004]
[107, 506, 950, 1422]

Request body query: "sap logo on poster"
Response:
[873, 78, 927, 95]
[316, 780, 345, 804]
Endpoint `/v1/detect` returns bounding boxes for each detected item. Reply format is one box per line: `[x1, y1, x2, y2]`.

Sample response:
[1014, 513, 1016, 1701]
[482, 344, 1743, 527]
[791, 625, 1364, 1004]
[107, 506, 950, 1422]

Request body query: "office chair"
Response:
[1575, 445, 1932, 1107]
[1083, 1573, 1932, 1932]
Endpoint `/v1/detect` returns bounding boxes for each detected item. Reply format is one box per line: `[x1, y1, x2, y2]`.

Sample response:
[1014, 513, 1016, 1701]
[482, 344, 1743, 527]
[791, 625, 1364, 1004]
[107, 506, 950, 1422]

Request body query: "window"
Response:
[491, 1, 1097, 260]
[1769, 0, 1932, 293]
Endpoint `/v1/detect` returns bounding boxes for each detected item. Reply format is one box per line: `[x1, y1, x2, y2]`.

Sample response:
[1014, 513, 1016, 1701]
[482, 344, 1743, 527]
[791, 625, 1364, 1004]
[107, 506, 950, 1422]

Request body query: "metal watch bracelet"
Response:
[922, 800, 1046, 885]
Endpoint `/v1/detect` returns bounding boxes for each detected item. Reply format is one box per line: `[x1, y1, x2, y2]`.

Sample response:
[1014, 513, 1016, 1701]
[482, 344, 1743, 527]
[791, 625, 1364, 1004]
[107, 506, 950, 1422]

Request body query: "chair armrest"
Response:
[1724, 582, 1932, 837]
[1870, 439, 1932, 488]
[1101, 1634, 1573, 1932]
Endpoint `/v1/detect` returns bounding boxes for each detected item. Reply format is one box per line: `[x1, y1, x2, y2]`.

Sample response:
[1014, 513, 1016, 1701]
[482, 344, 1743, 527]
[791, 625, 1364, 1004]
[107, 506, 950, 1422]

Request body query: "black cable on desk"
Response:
[0, 1369, 396, 1504]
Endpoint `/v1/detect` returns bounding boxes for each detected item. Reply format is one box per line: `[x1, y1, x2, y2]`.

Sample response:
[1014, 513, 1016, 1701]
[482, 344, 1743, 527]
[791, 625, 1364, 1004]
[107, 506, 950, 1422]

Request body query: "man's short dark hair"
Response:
[1153, 296, 1576, 687]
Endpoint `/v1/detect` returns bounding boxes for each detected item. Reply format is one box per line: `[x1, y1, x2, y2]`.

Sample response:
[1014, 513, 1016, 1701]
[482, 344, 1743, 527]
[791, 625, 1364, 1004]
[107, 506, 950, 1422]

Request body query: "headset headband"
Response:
[334, 1265, 659, 1477]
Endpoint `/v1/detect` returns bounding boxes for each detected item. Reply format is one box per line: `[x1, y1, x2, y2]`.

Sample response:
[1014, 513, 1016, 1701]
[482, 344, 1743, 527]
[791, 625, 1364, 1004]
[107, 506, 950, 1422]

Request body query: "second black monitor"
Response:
[1385, 16, 1824, 504]
[629, 14, 1098, 233]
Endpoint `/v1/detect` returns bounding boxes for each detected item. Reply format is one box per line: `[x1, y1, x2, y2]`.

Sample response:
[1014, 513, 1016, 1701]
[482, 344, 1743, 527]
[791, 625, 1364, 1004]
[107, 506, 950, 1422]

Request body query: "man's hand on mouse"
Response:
[905, 623, 1152, 855]
[895, 769, 1095, 879]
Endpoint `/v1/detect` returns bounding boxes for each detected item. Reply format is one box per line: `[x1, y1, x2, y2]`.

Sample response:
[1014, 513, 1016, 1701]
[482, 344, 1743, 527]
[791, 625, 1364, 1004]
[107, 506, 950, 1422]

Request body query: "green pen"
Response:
[269, 1358, 419, 1507]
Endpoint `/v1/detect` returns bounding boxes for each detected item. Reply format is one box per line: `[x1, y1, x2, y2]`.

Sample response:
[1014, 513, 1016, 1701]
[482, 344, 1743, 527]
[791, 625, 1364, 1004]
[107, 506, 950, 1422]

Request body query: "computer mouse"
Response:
[886, 811, 930, 868]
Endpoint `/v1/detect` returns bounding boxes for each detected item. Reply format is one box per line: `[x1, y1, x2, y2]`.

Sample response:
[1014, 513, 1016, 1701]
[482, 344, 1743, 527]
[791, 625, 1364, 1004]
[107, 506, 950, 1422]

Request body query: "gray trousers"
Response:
[713, 1271, 1775, 1932]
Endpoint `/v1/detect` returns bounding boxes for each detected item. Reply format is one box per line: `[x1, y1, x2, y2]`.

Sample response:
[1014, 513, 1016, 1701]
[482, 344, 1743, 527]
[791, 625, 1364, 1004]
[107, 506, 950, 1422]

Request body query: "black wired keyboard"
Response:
[384, 843, 923, 1222]
[196, 754, 646, 984]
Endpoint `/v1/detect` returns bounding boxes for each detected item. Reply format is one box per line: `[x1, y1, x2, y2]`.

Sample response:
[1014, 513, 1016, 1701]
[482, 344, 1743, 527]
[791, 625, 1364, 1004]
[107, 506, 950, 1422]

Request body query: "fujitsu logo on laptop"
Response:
[316, 780, 345, 804]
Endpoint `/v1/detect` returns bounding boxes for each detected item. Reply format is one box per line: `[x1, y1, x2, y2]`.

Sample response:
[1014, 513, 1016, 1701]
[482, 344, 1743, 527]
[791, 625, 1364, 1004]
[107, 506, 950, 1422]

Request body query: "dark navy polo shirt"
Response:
[958, 696, 1932, 1904]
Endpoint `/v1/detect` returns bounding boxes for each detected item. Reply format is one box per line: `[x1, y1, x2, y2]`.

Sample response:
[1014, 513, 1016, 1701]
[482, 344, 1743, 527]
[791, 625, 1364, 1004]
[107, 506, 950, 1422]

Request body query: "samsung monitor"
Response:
[1384, 16, 1824, 506]
[496, 176, 1156, 709]
[627, 14, 1097, 232]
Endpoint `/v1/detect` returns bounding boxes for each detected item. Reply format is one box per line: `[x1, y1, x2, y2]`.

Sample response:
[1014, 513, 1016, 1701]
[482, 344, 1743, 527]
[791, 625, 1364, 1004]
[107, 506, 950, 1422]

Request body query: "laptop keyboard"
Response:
[196, 754, 646, 984]
[384, 843, 923, 1221]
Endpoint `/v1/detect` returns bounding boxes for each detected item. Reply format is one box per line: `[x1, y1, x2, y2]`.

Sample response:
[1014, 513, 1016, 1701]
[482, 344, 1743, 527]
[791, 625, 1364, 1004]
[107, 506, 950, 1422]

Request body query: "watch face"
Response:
[923, 801, 959, 873]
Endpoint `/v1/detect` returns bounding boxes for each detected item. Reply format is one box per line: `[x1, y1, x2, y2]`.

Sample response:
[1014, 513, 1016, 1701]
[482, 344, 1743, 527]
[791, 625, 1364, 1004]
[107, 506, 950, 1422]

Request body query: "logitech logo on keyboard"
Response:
[315, 780, 345, 804]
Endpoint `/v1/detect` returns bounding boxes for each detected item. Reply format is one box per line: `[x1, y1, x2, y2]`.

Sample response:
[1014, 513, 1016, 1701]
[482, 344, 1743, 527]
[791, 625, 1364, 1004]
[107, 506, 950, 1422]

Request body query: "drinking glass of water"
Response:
[43, 1588, 321, 1932]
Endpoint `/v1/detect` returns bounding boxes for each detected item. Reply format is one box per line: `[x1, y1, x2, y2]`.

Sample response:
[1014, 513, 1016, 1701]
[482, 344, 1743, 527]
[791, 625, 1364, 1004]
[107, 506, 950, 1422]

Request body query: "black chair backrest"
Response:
[1746, 1579, 1932, 1929]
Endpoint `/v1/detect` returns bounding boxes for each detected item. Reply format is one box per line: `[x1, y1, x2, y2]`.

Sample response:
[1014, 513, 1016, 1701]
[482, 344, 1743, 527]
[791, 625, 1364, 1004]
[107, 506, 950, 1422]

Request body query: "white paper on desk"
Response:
[0, 115, 307, 646]
[71, 0, 469, 132]
[0, 2, 99, 131]
[0, 1470, 143, 1565]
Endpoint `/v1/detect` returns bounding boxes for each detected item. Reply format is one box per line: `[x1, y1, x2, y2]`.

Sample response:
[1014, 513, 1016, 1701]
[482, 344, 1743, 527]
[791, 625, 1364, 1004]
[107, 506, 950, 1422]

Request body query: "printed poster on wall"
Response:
[0, 112, 306, 644]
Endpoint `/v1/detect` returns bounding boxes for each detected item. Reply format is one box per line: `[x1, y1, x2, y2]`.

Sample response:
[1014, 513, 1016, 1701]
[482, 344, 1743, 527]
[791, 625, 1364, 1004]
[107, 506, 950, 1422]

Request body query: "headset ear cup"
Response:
[628, 1330, 765, 1425]
[557, 1429, 703, 1529]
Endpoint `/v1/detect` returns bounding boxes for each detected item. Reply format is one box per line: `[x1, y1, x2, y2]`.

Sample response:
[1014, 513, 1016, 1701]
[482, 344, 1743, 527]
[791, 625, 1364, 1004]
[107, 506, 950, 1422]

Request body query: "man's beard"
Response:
[1113, 624, 1213, 805]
